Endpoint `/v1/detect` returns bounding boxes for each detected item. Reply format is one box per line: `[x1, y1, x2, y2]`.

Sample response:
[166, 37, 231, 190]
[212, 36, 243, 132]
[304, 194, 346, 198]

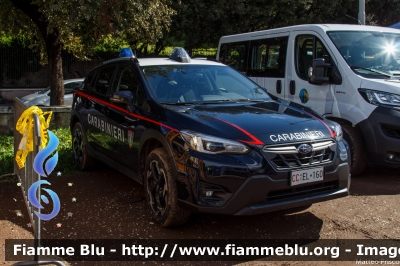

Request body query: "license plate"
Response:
[290, 167, 324, 186]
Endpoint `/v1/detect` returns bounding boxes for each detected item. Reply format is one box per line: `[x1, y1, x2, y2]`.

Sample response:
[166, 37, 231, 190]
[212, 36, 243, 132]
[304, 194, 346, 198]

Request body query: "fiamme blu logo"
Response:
[15, 106, 61, 221]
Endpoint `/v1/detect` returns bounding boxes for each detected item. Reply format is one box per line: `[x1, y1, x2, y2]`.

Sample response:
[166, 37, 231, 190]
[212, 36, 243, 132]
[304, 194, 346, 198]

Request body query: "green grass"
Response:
[52, 127, 75, 175]
[0, 127, 75, 179]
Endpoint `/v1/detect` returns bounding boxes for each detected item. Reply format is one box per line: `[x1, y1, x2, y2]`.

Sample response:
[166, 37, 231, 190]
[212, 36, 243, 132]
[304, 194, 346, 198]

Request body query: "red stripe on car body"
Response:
[74, 90, 178, 132]
[214, 117, 264, 145]
[304, 111, 337, 138]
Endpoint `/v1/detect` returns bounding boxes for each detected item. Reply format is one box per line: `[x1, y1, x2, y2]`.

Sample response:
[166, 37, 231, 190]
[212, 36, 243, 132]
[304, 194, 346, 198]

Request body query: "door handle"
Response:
[102, 106, 109, 115]
[290, 80, 296, 95]
[125, 116, 138, 123]
[84, 99, 91, 109]
[276, 80, 282, 94]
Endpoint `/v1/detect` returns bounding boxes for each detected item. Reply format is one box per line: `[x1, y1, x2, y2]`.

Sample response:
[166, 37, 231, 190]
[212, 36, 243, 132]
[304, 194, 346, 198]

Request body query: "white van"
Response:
[217, 24, 400, 175]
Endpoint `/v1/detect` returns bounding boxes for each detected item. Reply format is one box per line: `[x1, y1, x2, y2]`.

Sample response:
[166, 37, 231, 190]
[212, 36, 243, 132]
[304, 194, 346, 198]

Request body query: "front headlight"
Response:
[359, 89, 400, 107]
[338, 140, 348, 162]
[330, 121, 343, 142]
[180, 130, 250, 154]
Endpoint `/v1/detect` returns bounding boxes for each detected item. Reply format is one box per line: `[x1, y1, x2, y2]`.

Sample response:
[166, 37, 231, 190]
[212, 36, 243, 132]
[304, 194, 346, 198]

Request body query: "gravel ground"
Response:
[1, 164, 399, 266]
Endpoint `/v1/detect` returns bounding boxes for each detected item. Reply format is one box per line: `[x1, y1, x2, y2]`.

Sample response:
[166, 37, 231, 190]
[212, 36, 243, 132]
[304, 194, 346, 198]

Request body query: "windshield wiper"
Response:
[160, 102, 194, 105]
[235, 99, 267, 102]
[350, 66, 394, 78]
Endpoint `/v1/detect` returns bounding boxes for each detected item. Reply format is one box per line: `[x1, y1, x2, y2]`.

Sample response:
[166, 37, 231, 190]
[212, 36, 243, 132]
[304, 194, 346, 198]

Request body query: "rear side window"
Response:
[93, 66, 116, 95]
[83, 71, 96, 91]
[248, 36, 288, 78]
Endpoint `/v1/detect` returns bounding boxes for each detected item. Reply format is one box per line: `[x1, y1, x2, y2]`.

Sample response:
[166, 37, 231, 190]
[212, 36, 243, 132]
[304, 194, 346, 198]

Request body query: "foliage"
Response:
[0, 0, 175, 59]
[0, 0, 176, 105]
[51, 127, 75, 175]
[366, 0, 400, 26]
[155, 0, 399, 53]
[0, 134, 14, 177]
[0, 128, 75, 178]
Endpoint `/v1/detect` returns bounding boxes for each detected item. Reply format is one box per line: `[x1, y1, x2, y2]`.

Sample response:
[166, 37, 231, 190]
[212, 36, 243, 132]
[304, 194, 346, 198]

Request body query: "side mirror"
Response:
[308, 58, 342, 85]
[308, 58, 330, 85]
[110, 90, 134, 106]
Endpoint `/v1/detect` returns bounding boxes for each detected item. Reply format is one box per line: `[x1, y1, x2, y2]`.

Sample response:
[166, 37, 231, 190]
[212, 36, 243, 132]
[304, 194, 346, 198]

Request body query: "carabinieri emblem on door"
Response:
[128, 130, 134, 148]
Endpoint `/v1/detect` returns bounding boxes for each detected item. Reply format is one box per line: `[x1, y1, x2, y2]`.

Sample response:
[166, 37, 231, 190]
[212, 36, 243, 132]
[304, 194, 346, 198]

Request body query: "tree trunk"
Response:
[10, 0, 64, 106]
[46, 31, 64, 106]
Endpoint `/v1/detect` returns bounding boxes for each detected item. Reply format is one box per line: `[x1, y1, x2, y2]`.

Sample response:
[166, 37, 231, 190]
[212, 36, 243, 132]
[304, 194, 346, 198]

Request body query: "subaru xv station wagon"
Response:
[70, 48, 350, 227]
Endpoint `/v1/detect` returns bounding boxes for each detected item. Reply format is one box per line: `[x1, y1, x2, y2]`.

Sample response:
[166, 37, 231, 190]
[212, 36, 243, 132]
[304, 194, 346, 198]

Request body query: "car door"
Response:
[85, 65, 118, 154]
[286, 32, 336, 116]
[105, 65, 145, 171]
[247, 34, 289, 98]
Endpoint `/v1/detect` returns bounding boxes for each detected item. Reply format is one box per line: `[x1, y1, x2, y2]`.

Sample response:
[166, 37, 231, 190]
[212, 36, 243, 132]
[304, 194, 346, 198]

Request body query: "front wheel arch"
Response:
[138, 129, 177, 182]
[325, 117, 367, 176]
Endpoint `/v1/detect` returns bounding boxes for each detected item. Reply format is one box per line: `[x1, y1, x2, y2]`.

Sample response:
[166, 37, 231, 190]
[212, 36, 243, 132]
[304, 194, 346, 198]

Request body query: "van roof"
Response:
[219, 24, 400, 42]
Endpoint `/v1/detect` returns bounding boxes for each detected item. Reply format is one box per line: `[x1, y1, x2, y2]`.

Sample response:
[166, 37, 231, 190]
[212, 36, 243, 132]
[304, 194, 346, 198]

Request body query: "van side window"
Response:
[93, 66, 116, 95]
[248, 36, 288, 78]
[220, 43, 248, 73]
[296, 35, 332, 80]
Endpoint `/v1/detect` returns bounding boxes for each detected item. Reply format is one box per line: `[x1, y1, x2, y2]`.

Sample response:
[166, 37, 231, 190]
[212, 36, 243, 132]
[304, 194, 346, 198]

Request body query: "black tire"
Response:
[342, 124, 366, 176]
[144, 147, 191, 227]
[72, 122, 95, 171]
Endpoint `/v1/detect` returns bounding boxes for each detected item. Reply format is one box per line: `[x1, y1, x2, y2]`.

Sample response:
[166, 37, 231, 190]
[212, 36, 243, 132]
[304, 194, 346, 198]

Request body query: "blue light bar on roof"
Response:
[119, 48, 135, 58]
[169, 47, 191, 63]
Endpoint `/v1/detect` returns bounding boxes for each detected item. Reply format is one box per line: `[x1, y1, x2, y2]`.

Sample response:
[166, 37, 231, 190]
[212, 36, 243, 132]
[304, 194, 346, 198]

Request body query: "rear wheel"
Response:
[342, 124, 366, 176]
[72, 122, 94, 170]
[144, 148, 190, 227]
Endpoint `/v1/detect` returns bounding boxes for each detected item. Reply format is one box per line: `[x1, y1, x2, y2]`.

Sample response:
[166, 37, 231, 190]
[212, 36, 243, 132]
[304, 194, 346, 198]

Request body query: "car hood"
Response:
[165, 101, 335, 146]
[361, 78, 400, 94]
[20, 90, 49, 101]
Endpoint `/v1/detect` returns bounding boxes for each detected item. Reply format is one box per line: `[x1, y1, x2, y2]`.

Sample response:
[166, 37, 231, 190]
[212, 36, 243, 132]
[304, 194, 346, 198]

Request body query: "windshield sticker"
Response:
[299, 88, 309, 104]
[88, 114, 125, 142]
[270, 131, 325, 142]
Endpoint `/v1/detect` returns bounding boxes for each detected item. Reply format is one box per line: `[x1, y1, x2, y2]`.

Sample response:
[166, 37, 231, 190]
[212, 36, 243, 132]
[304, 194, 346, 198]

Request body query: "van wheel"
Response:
[342, 124, 366, 176]
[144, 148, 191, 227]
[72, 122, 94, 170]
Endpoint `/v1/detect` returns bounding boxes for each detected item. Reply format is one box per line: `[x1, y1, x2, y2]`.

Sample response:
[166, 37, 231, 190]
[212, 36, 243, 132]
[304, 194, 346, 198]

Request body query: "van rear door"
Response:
[246, 34, 289, 99]
[218, 32, 289, 98]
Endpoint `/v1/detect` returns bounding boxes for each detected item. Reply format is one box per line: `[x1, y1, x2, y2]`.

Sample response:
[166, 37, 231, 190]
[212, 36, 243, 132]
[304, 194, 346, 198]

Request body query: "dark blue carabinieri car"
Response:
[70, 48, 350, 227]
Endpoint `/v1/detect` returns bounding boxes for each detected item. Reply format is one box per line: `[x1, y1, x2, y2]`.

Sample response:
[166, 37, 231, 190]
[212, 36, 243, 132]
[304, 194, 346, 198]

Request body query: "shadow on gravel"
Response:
[0, 182, 34, 235]
[350, 166, 400, 196]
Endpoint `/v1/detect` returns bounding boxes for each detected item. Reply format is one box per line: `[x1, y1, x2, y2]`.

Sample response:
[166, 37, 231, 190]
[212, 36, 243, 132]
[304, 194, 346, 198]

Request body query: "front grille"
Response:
[262, 140, 336, 170]
[382, 125, 400, 139]
[266, 181, 338, 202]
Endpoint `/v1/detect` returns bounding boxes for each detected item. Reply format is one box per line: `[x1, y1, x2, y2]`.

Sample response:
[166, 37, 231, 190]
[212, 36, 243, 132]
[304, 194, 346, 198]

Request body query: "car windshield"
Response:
[328, 31, 400, 78]
[140, 65, 270, 104]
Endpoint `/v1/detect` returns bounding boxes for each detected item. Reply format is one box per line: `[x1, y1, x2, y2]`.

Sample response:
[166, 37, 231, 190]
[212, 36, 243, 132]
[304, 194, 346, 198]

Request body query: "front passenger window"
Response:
[113, 66, 139, 93]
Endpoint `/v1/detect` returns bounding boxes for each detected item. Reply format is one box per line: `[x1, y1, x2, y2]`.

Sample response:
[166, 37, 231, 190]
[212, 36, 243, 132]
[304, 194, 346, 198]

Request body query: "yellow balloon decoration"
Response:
[15, 106, 53, 169]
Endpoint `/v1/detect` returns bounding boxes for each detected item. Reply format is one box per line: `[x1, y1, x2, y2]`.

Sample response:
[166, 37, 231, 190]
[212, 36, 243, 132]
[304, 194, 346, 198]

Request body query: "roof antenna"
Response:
[346, 14, 362, 25]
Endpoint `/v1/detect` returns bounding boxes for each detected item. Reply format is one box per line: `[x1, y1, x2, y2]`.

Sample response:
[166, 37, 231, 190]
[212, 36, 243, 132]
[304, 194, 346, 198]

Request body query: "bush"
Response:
[0, 134, 14, 176]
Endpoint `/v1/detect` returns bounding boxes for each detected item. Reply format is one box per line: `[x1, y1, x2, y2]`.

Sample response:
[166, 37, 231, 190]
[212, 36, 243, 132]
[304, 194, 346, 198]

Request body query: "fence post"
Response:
[12, 98, 66, 266]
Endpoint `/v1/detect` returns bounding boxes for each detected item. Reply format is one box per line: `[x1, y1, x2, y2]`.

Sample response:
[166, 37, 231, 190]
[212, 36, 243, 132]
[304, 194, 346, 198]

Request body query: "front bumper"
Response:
[357, 106, 400, 166]
[177, 152, 350, 215]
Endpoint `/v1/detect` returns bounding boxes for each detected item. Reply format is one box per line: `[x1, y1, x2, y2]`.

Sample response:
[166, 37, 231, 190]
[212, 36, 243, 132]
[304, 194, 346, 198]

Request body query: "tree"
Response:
[366, 0, 400, 26]
[156, 0, 361, 55]
[0, 0, 175, 105]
